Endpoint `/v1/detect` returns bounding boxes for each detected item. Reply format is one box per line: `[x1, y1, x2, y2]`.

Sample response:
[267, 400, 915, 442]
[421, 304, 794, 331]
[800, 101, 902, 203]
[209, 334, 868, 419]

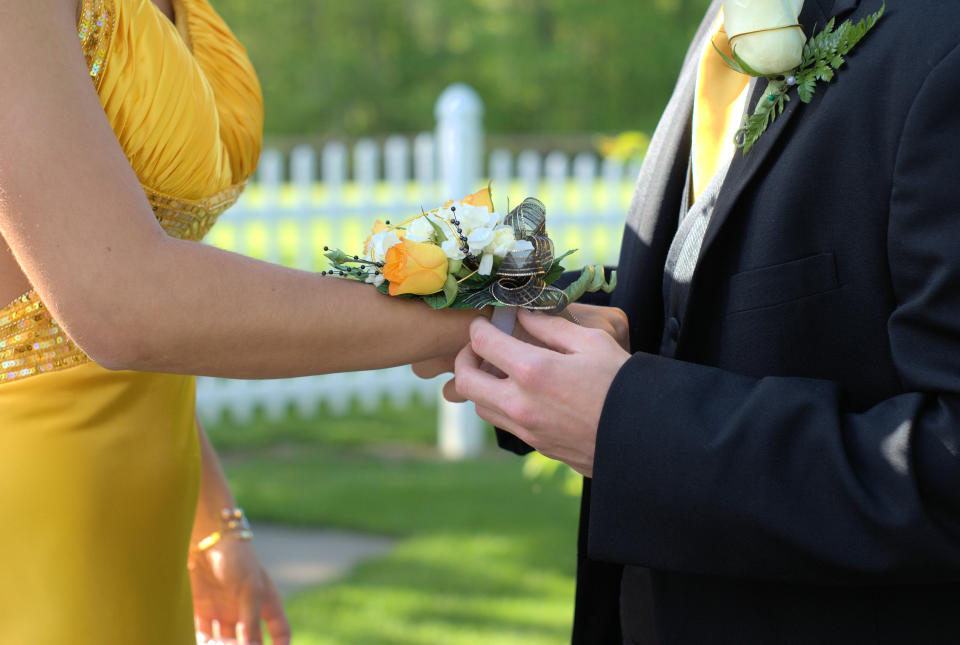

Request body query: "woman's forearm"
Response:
[0, 3, 486, 379]
[191, 419, 237, 543]
[89, 235, 487, 378]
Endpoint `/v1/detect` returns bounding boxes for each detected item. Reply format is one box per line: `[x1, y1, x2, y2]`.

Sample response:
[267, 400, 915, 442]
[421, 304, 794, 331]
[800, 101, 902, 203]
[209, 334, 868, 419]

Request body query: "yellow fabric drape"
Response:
[0, 0, 263, 643]
[691, 11, 752, 203]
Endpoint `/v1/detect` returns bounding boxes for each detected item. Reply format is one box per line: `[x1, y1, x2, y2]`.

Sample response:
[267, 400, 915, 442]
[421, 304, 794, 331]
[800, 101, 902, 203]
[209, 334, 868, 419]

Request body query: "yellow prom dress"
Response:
[0, 0, 262, 642]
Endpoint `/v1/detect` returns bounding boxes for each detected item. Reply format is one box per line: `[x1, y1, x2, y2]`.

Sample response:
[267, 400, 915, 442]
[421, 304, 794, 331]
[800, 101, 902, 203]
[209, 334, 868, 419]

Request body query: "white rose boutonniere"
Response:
[717, 1, 886, 153]
[725, 0, 806, 76]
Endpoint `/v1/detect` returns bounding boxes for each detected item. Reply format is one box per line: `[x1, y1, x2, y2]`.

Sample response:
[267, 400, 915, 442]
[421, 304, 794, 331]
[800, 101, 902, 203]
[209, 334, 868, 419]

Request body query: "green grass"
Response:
[205, 399, 439, 451]
[212, 409, 581, 645]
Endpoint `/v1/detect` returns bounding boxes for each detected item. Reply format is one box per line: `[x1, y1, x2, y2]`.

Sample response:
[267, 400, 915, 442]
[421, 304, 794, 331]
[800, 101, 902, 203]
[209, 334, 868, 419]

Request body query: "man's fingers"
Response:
[454, 342, 513, 408]
[517, 308, 585, 354]
[237, 586, 263, 645]
[412, 356, 455, 379]
[475, 403, 535, 446]
[262, 575, 292, 645]
[468, 316, 551, 377]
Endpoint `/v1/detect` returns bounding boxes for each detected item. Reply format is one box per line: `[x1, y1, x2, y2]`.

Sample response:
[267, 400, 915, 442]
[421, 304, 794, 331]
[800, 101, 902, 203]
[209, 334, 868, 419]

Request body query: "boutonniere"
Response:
[715, 1, 886, 153]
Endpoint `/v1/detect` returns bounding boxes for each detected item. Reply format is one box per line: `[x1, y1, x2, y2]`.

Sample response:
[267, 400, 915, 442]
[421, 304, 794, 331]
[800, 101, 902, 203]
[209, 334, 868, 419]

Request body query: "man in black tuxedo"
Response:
[447, 0, 960, 642]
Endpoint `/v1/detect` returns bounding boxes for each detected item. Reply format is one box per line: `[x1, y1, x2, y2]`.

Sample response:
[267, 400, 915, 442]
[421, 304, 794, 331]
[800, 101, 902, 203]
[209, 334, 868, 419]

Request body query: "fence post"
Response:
[435, 84, 486, 460]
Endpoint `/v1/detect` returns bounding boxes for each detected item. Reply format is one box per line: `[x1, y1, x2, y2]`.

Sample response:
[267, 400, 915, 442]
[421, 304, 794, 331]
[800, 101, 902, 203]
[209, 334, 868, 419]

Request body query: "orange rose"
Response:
[383, 240, 449, 296]
[445, 187, 494, 211]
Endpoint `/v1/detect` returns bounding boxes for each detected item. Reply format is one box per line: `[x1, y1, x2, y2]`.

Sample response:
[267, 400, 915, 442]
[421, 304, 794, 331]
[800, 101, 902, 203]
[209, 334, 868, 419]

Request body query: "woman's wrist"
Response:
[193, 507, 254, 553]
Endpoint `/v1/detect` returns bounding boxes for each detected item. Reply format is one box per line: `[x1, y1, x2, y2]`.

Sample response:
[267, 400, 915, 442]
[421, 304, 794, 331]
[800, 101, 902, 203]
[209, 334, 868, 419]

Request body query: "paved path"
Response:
[252, 525, 397, 595]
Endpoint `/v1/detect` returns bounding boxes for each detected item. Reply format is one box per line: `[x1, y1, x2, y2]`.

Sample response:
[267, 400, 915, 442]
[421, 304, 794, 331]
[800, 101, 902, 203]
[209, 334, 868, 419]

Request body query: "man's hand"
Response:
[412, 303, 630, 402]
[453, 308, 631, 477]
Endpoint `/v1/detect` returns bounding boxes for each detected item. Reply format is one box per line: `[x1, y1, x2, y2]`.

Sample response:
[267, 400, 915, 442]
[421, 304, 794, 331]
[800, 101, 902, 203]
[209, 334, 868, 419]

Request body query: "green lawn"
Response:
[208, 405, 581, 645]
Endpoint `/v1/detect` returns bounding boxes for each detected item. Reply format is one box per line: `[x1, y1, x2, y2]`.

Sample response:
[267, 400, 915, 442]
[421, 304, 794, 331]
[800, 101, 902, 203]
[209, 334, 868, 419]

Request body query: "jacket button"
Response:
[666, 317, 681, 340]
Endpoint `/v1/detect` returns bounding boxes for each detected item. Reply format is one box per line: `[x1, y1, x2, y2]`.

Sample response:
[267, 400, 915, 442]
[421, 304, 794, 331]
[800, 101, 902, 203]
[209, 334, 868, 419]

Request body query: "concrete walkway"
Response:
[252, 525, 397, 595]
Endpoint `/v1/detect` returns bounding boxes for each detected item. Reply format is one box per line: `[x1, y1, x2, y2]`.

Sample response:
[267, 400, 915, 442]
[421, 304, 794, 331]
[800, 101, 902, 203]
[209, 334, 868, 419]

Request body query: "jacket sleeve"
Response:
[588, 43, 960, 583]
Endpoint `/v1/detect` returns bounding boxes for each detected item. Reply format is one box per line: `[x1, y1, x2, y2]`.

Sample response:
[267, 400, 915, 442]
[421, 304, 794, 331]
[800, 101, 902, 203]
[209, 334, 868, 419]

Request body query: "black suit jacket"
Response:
[502, 0, 960, 642]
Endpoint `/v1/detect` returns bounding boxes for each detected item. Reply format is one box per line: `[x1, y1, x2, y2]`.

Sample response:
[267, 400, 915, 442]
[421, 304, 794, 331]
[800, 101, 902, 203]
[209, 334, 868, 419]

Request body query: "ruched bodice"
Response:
[90, 0, 261, 198]
[0, 2, 264, 643]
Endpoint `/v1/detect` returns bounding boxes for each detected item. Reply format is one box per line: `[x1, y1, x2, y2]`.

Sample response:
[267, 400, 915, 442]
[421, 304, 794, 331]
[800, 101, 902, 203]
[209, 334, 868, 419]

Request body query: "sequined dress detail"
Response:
[0, 1, 262, 642]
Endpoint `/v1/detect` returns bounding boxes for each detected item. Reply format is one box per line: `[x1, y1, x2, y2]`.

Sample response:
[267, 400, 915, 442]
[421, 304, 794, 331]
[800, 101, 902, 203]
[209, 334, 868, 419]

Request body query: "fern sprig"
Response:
[735, 2, 885, 153]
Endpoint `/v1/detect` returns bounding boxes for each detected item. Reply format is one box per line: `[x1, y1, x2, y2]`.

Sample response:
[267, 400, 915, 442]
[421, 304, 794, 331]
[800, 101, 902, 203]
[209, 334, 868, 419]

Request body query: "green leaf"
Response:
[544, 263, 566, 286]
[796, 72, 817, 103]
[448, 292, 496, 309]
[539, 249, 578, 286]
[448, 259, 463, 276]
[711, 39, 744, 74]
[457, 271, 495, 290]
[423, 292, 449, 310]
[427, 216, 448, 243]
[459, 289, 499, 309]
[441, 274, 459, 309]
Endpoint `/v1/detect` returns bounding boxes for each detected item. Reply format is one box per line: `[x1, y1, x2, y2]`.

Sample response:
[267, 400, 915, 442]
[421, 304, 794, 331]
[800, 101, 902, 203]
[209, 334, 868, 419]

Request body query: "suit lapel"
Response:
[615, 0, 723, 352]
[622, 0, 723, 244]
[696, 0, 859, 261]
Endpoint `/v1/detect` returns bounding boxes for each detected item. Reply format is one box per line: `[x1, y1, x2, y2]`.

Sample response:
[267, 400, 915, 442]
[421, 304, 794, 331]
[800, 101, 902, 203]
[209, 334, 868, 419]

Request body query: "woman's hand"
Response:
[189, 536, 291, 645]
[413, 303, 630, 402]
[564, 303, 631, 352]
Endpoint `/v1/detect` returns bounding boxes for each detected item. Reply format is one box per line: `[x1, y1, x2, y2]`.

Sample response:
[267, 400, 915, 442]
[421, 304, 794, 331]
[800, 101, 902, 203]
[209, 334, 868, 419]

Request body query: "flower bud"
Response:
[724, 0, 806, 76]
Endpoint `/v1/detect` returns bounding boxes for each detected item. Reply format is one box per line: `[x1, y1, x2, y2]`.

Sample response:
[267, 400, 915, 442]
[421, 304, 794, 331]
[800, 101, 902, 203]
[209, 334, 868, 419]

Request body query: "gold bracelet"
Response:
[194, 507, 254, 552]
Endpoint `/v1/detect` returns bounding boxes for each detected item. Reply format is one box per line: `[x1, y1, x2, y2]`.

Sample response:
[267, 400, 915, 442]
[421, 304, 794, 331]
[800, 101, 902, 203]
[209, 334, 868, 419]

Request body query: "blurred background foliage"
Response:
[215, 0, 711, 141]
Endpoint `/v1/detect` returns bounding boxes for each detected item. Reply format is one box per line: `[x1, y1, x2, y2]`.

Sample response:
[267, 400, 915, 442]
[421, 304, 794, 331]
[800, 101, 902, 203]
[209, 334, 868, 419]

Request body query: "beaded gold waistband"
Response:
[0, 184, 245, 385]
[0, 292, 87, 383]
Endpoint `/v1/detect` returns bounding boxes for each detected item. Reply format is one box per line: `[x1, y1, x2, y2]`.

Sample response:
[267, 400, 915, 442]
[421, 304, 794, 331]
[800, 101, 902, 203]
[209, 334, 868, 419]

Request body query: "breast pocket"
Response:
[727, 252, 840, 314]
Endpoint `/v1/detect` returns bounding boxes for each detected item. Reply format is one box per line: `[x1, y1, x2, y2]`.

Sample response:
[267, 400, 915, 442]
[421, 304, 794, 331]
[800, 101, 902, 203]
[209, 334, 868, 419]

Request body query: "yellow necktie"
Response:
[691, 11, 752, 203]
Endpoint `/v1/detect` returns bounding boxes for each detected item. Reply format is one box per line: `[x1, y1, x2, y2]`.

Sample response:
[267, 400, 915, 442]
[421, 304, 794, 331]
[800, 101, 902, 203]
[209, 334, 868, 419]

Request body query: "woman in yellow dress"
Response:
[0, 1, 626, 643]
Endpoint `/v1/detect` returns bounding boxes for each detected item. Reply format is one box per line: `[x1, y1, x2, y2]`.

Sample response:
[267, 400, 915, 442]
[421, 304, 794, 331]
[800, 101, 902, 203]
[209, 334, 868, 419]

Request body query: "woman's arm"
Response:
[190, 420, 291, 645]
[0, 0, 483, 378]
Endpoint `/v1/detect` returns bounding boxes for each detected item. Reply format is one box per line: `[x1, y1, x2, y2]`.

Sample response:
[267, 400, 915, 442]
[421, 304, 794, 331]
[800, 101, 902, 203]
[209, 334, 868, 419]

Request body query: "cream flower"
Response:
[467, 228, 496, 255]
[404, 216, 437, 243]
[724, 0, 806, 76]
[457, 202, 499, 236]
[365, 229, 404, 264]
[441, 239, 466, 261]
[364, 267, 385, 287]
[487, 226, 519, 258]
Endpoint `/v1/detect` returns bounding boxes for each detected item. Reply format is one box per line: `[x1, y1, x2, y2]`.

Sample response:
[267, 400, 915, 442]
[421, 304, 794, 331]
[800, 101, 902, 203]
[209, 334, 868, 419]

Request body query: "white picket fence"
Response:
[195, 85, 637, 451]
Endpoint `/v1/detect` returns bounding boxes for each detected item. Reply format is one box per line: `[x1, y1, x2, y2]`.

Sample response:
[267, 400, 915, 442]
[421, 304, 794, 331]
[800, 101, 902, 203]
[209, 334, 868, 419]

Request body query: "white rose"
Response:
[405, 216, 437, 243]
[487, 226, 518, 258]
[467, 228, 496, 255]
[365, 229, 403, 264]
[441, 239, 466, 261]
[724, 0, 806, 76]
[458, 203, 499, 236]
[364, 267, 385, 287]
